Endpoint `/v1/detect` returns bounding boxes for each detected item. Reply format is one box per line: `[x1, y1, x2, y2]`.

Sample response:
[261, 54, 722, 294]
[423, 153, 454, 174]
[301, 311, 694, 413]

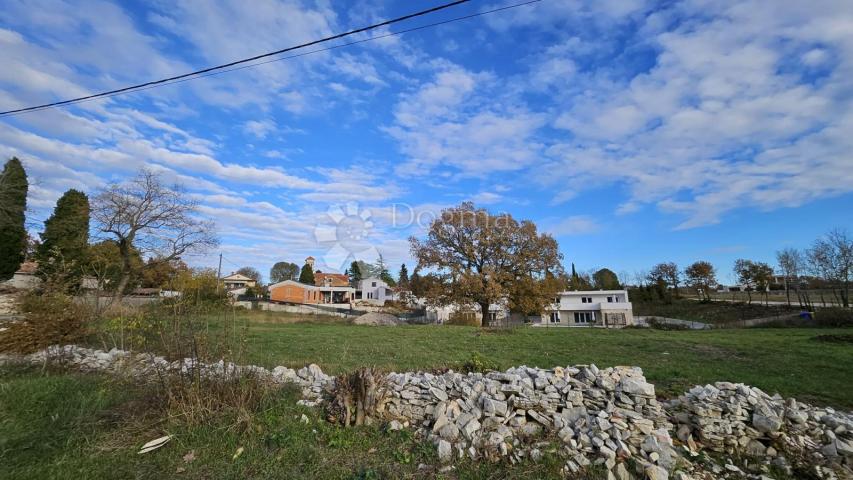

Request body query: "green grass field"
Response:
[232, 320, 853, 408]
[0, 367, 577, 480]
[2, 315, 852, 479]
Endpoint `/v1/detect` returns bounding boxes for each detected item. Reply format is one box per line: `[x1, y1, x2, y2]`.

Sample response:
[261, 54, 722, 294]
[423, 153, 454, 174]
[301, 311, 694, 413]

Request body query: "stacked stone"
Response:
[6, 345, 853, 479]
[0, 344, 333, 402]
[385, 363, 682, 478]
[668, 382, 853, 477]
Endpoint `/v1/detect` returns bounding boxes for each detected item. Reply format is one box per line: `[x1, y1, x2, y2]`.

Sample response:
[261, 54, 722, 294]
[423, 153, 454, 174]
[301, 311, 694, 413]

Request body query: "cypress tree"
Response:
[398, 263, 409, 287]
[36, 189, 90, 284]
[0, 158, 28, 281]
[349, 260, 362, 286]
[298, 262, 315, 285]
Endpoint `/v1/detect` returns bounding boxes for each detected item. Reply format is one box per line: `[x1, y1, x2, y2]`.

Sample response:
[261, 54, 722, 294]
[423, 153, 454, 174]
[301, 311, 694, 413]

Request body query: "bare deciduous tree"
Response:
[776, 247, 804, 307]
[807, 229, 852, 307]
[734, 259, 773, 305]
[92, 169, 218, 301]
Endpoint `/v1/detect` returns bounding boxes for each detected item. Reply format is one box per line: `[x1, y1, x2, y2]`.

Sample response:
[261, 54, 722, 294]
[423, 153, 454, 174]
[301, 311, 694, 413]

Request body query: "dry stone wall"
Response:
[2, 345, 851, 480]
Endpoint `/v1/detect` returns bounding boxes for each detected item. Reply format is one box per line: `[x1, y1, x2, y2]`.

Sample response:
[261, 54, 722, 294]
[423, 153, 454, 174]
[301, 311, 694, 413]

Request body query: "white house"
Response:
[538, 290, 634, 328]
[425, 302, 509, 324]
[355, 277, 395, 306]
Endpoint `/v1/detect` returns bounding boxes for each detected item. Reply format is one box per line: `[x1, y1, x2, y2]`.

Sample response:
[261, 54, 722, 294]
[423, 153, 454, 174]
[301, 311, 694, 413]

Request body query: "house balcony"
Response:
[549, 302, 633, 311]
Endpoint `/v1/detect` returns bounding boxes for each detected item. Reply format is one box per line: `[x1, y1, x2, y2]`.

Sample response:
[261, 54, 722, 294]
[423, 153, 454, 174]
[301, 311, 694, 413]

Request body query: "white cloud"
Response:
[243, 119, 277, 139]
[544, 216, 602, 236]
[386, 65, 547, 177]
[523, 0, 853, 228]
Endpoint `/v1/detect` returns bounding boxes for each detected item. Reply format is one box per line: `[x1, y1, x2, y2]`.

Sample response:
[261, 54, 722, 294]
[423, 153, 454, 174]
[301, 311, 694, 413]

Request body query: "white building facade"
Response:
[538, 290, 634, 328]
[355, 277, 395, 306]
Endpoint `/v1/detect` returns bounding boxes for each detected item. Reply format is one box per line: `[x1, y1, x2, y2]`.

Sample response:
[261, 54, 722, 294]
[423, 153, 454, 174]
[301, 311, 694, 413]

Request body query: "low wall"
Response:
[235, 301, 432, 324]
[234, 301, 363, 318]
[3, 346, 851, 479]
[635, 316, 712, 330]
[75, 295, 163, 308]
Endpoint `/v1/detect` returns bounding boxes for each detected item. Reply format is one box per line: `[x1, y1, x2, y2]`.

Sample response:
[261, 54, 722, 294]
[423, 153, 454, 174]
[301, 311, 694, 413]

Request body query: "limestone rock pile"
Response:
[668, 382, 853, 478]
[4, 345, 853, 479]
[385, 364, 683, 478]
[0, 344, 332, 402]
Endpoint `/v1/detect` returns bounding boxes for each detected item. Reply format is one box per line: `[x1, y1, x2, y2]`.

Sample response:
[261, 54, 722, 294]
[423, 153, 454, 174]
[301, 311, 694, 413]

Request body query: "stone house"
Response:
[2, 261, 98, 291]
[1, 261, 39, 289]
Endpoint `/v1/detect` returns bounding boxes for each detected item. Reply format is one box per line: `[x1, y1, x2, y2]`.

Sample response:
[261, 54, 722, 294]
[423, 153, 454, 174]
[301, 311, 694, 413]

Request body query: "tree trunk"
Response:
[746, 288, 752, 304]
[785, 278, 791, 306]
[112, 238, 133, 303]
[479, 301, 491, 327]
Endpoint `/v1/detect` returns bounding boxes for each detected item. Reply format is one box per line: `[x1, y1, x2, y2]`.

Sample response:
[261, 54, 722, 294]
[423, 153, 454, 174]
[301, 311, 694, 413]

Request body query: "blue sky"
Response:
[1, 0, 852, 284]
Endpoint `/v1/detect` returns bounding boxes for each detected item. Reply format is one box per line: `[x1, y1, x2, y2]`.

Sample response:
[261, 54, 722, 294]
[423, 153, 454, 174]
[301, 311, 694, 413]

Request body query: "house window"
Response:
[574, 312, 594, 324]
[607, 296, 613, 303]
[372, 282, 377, 287]
[554, 297, 560, 304]
[489, 311, 497, 322]
[549, 312, 560, 323]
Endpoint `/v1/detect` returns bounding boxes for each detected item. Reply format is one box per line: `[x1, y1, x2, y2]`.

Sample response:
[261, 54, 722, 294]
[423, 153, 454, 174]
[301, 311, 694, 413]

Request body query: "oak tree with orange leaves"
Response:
[410, 202, 565, 327]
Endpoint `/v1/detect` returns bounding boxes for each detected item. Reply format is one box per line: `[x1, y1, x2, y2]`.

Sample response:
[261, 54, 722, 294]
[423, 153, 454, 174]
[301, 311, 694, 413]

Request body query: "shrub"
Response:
[0, 292, 92, 354]
[148, 371, 280, 430]
[327, 367, 388, 427]
[814, 307, 853, 327]
[645, 317, 690, 330]
[91, 303, 154, 351]
[752, 308, 853, 328]
[457, 352, 499, 373]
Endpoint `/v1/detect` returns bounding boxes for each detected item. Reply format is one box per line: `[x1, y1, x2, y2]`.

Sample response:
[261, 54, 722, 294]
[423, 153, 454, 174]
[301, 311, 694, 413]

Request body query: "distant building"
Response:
[2, 261, 97, 292]
[221, 272, 257, 296]
[1, 261, 39, 289]
[425, 302, 508, 324]
[268, 279, 354, 305]
[355, 277, 396, 305]
[538, 290, 634, 327]
[424, 290, 634, 327]
[315, 272, 350, 287]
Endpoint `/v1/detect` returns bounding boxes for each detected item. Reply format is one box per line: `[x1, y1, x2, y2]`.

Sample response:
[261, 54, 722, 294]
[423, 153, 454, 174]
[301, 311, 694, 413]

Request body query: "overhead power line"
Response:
[0, 0, 542, 117]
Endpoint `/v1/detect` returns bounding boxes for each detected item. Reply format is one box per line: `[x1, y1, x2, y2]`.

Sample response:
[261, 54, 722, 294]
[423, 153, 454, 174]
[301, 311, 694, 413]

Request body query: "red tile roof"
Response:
[314, 272, 349, 287]
[17, 261, 37, 274]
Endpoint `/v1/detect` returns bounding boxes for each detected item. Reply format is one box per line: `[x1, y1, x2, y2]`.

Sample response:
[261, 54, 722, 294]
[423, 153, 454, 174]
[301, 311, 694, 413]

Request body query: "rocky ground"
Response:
[0, 288, 23, 334]
[352, 311, 401, 326]
[0, 288, 21, 315]
[2, 345, 851, 480]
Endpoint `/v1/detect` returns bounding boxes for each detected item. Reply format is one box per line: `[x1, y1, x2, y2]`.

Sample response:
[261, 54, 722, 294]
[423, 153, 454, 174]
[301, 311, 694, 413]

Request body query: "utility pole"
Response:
[217, 253, 223, 294]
